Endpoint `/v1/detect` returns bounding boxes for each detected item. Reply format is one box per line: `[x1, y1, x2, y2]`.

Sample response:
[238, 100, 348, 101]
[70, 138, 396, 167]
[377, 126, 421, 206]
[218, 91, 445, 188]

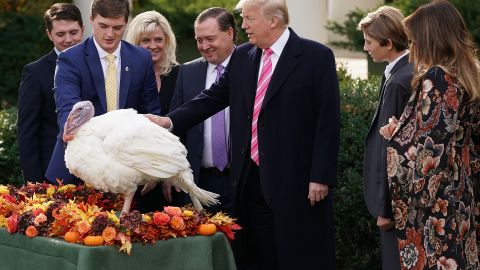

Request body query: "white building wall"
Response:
[73, 0, 133, 40]
[286, 0, 328, 43]
[288, 0, 383, 78]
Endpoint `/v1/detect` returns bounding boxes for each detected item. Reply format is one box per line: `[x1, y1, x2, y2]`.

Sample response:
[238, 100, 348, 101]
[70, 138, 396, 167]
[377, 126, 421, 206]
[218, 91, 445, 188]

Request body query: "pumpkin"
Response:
[64, 231, 80, 243]
[198, 223, 217, 236]
[83, 235, 104, 246]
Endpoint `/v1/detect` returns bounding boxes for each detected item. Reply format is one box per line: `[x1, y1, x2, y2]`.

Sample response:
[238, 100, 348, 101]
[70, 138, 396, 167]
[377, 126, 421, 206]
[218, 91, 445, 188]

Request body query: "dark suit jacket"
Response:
[363, 55, 412, 218]
[45, 37, 161, 184]
[17, 50, 59, 183]
[158, 64, 179, 116]
[170, 58, 208, 182]
[168, 29, 339, 269]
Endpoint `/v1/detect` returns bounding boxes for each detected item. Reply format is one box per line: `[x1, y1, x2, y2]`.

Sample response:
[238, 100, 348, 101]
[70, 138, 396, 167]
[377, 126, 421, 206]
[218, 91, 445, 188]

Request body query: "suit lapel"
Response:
[387, 55, 416, 139]
[245, 46, 262, 114]
[196, 59, 208, 135]
[46, 50, 57, 75]
[371, 55, 409, 126]
[261, 29, 300, 110]
[119, 41, 130, 109]
[370, 75, 387, 126]
[85, 38, 107, 112]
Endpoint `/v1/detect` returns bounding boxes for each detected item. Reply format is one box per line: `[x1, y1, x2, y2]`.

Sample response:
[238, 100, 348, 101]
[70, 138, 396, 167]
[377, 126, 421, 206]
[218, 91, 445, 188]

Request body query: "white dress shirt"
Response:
[93, 37, 122, 105]
[257, 28, 290, 81]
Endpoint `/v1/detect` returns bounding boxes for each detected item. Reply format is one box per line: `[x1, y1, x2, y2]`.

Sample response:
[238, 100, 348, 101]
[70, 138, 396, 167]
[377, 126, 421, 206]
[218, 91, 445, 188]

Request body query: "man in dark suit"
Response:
[147, 0, 340, 269]
[45, 0, 160, 185]
[18, 3, 84, 183]
[169, 7, 236, 214]
[358, 6, 413, 270]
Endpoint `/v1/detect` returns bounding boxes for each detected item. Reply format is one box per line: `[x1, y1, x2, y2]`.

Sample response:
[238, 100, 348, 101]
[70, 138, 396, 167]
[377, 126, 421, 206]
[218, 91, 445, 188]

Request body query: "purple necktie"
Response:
[211, 64, 228, 171]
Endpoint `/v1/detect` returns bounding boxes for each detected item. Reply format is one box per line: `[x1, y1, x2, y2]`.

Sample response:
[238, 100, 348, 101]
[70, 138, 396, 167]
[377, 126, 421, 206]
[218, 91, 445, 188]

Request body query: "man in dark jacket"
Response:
[18, 3, 84, 183]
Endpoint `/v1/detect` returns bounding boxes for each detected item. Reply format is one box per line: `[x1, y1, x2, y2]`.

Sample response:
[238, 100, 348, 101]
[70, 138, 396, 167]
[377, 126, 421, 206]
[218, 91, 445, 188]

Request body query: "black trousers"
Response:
[198, 167, 233, 214]
[233, 159, 278, 270]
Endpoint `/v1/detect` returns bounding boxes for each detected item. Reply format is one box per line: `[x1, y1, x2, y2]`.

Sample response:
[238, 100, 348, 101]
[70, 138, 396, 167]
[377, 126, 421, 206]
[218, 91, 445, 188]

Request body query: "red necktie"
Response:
[250, 48, 273, 165]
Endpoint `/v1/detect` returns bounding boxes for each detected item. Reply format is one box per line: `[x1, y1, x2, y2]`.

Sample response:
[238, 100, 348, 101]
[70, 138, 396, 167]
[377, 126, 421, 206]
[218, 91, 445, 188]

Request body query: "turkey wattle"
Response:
[63, 100, 219, 213]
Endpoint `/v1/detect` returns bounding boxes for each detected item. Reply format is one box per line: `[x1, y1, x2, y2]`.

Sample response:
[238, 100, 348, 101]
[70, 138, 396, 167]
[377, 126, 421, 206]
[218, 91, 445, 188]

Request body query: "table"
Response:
[0, 229, 236, 270]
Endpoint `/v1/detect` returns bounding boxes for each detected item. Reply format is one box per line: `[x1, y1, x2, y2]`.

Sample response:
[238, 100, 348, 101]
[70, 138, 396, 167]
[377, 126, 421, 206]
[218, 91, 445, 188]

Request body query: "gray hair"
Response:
[236, 0, 289, 25]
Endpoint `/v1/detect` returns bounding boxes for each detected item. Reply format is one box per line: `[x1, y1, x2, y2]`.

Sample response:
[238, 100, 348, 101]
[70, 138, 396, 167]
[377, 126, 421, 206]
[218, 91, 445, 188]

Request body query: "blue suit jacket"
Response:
[45, 37, 160, 184]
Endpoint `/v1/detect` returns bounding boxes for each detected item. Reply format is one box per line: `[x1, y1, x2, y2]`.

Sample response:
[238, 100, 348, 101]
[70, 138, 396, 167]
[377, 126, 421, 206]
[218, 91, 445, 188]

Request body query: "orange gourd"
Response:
[83, 235, 104, 246]
[198, 223, 217, 236]
[64, 231, 80, 243]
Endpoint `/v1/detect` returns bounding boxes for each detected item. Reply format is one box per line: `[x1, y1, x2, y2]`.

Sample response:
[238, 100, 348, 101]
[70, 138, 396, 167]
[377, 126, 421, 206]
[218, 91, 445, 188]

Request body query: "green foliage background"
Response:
[335, 68, 381, 269]
[0, 0, 58, 108]
[327, 0, 480, 53]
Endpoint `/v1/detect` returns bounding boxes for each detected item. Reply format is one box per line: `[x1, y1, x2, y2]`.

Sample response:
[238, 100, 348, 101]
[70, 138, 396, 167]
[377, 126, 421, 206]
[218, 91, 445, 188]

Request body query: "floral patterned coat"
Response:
[387, 66, 480, 269]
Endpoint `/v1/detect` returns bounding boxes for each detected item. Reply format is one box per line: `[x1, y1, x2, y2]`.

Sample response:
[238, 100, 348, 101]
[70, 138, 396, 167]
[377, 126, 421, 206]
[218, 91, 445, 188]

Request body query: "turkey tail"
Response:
[178, 170, 219, 211]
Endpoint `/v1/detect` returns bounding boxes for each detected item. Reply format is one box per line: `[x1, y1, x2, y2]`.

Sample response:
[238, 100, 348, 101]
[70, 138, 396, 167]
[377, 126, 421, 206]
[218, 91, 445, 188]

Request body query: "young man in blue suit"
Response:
[169, 7, 236, 214]
[18, 3, 84, 183]
[147, 0, 340, 269]
[46, 0, 160, 185]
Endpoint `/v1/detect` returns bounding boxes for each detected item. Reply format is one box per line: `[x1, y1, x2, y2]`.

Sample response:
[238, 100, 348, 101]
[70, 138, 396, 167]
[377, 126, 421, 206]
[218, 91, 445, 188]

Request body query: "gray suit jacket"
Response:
[363, 54, 413, 218]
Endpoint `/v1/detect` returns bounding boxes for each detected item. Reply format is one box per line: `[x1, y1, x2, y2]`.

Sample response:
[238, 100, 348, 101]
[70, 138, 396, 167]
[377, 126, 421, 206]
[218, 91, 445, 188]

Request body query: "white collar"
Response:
[207, 52, 233, 75]
[384, 50, 409, 79]
[93, 37, 121, 59]
[267, 28, 290, 57]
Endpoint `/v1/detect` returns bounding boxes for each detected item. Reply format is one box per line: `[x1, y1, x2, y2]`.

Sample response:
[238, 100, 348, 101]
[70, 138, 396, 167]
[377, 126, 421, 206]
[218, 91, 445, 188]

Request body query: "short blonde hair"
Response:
[236, 0, 289, 25]
[125, 11, 178, 75]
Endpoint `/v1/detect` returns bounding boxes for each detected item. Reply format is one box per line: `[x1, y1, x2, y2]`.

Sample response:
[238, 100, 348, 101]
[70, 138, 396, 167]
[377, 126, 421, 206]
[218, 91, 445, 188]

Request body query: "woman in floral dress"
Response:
[381, 1, 480, 269]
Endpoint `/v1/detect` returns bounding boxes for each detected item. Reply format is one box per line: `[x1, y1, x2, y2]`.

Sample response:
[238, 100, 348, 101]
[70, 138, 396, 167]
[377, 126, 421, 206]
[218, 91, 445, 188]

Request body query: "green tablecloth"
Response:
[0, 229, 236, 270]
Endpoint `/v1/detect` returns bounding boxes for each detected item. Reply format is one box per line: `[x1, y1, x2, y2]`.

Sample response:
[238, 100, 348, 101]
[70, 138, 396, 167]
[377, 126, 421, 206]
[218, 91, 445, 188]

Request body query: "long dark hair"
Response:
[404, 0, 480, 100]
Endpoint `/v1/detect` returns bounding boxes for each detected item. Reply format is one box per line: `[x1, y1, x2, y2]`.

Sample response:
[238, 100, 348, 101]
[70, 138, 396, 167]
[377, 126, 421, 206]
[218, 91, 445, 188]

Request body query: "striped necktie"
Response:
[250, 48, 273, 165]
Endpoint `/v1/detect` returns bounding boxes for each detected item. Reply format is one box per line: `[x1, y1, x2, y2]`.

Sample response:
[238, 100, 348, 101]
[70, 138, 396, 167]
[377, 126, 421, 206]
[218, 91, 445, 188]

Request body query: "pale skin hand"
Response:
[144, 114, 172, 129]
[379, 116, 399, 140]
[377, 216, 394, 231]
[308, 182, 329, 206]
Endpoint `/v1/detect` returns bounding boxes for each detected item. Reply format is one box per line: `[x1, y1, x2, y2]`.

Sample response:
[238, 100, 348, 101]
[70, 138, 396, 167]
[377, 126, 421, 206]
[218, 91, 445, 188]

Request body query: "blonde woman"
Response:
[126, 11, 182, 212]
[381, 0, 480, 268]
[126, 10, 179, 115]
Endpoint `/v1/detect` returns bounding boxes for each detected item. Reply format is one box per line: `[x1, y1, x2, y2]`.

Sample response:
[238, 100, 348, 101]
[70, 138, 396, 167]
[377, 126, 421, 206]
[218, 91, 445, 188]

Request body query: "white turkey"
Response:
[62, 100, 219, 213]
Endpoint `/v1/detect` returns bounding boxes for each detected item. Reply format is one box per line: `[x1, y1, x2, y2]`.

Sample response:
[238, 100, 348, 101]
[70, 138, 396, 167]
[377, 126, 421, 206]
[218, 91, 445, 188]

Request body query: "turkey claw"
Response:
[141, 181, 158, 195]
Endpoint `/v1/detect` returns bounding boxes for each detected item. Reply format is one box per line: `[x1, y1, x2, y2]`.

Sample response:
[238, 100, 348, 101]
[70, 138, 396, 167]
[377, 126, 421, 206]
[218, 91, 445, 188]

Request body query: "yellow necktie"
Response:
[105, 54, 117, 112]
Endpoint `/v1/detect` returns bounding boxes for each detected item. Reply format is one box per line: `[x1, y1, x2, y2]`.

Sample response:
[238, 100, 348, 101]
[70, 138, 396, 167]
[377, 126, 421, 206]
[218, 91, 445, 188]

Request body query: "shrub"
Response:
[0, 1, 57, 108]
[335, 67, 381, 269]
[0, 107, 22, 186]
